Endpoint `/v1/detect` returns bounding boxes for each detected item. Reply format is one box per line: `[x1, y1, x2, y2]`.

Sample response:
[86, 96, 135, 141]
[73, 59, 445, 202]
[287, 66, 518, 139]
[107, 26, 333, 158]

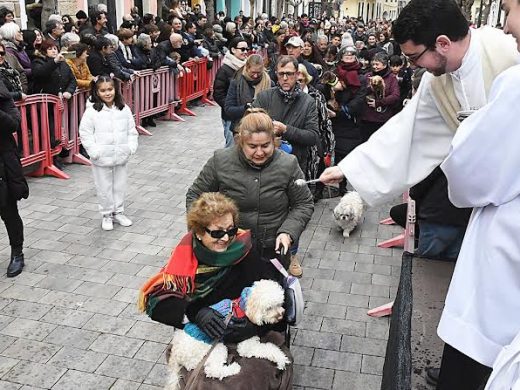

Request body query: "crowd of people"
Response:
[1, 0, 520, 389]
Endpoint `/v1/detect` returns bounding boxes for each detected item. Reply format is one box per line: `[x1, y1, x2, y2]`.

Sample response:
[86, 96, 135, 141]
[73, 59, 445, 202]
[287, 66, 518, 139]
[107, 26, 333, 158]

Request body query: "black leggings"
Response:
[0, 195, 24, 256]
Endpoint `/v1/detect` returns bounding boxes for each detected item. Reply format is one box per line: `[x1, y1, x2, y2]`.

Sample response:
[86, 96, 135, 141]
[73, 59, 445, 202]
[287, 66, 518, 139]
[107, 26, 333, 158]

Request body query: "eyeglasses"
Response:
[404, 46, 429, 65]
[237, 47, 249, 52]
[204, 226, 238, 239]
[276, 71, 296, 79]
[0, 52, 5, 56]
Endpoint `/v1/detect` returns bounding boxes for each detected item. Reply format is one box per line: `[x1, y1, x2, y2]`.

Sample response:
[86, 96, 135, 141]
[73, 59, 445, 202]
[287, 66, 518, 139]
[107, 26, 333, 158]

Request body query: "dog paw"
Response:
[276, 355, 291, 370]
[342, 230, 350, 238]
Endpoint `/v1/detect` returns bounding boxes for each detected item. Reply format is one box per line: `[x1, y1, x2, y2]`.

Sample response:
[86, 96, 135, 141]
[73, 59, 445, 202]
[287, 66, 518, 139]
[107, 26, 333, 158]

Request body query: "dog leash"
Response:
[184, 310, 234, 389]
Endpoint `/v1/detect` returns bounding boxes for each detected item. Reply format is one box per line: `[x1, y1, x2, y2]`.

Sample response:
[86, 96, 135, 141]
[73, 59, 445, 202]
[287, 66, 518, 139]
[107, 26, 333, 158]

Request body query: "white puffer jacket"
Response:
[79, 102, 138, 167]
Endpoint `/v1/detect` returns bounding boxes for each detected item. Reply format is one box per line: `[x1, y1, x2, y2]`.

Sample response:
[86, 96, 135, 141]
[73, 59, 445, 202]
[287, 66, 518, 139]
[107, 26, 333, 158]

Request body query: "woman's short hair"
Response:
[228, 36, 245, 50]
[298, 63, 313, 85]
[245, 53, 263, 68]
[104, 33, 119, 47]
[0, 21, 20, 42]
[40, 39, 58, 53]
[225, 22, 236, 33]
[61, 32, 80, 49]
[187, 193, 239, 235]
[237, 108, 275, 145]
[136, 33, 151, 48]
[372, 52, 389, 65]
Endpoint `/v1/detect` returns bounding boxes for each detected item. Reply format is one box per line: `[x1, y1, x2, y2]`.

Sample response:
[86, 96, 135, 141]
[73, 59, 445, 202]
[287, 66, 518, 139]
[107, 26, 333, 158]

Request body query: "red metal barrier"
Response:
[178, 58, 217, 116]
[16, 94, 69, 179]
[60, 89, 91, 167]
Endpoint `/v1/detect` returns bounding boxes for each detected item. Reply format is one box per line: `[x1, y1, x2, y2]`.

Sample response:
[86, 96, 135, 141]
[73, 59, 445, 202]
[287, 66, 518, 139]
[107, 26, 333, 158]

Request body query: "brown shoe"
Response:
[289, 255, 303, 277]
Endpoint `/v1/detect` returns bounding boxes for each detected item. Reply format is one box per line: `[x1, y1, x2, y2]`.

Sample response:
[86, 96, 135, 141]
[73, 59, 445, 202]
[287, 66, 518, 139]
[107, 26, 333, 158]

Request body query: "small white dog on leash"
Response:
[333, 191, 365, 237]
[164, 279, 290, 390]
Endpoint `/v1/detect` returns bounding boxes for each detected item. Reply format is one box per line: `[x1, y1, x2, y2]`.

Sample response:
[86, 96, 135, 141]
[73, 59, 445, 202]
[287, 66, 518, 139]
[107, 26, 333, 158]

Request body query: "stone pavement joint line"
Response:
[0, 105, 401, 389]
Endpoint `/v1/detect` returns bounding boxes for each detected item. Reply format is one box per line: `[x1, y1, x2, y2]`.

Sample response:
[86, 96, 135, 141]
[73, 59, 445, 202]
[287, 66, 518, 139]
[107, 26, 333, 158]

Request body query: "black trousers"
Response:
[0, 195, 24, 255]
[360, 121, 384, 143]
[437, 343, 492, 390]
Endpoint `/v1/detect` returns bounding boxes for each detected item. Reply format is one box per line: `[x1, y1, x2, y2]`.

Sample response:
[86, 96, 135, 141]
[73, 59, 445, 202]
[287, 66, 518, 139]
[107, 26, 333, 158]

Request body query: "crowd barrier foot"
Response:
[379, 217, 396, 225]
[27, 163, 70, 179]
[201, 97, 217, 107]
[367, 301, 394, 317]
[136, 126, 153, 136]
[377, 233, 405, 248]
[177, 107, 197, 116]
[71, 153, 91, 166]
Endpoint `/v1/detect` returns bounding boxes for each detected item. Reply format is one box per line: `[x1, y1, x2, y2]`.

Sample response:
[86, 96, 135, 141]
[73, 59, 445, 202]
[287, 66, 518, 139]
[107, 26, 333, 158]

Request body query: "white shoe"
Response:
[113, 213, 132, 227]
[101, 215, 113, 231]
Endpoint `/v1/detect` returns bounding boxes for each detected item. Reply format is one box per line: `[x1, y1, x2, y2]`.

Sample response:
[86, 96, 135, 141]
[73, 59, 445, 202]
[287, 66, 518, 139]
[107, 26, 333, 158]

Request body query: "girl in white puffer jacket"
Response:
[79, 76, 138, 231]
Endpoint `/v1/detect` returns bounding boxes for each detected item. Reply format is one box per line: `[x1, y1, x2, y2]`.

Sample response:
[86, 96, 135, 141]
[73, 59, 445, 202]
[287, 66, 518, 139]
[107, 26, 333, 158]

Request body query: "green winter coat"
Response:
[186, 146, 314, 254]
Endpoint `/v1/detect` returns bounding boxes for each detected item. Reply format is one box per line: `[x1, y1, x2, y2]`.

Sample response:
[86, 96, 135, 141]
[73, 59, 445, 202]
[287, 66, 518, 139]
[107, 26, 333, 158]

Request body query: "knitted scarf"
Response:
[336, 61, 361, 90]
[236, 69, 271, 106]
[276, 83, 301, 103]
[0, 61, 22, 92]
[222, 52, 246, 71]
[138, 230, 252, 313]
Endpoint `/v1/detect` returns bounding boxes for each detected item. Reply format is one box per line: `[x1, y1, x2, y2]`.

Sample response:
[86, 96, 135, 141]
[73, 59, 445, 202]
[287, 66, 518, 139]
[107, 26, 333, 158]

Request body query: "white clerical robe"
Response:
[338, 29, 490, 206]
[439, 64, 520, 367]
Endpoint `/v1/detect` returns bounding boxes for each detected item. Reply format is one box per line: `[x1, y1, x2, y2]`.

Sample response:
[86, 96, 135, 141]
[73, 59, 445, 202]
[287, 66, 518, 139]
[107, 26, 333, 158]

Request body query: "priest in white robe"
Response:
[319, 0, 520, 388]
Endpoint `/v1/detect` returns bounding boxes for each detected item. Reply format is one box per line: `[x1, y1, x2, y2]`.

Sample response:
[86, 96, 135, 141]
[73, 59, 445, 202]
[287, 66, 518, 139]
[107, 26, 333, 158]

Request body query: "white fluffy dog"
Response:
[164, 279, 290, 390]
[333, 191, 365, 237]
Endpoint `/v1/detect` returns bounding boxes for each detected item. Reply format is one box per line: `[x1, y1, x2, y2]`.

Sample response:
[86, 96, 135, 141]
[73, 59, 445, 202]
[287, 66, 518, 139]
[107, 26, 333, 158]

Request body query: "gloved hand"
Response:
[194, 307, 227, 339]
[223, 317, 259, 343]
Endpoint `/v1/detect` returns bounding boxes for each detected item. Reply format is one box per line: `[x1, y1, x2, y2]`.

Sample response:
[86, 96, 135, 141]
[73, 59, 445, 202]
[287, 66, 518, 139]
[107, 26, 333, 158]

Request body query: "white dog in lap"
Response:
[164, 279, 290, 390]
[333, 191, 365, 238]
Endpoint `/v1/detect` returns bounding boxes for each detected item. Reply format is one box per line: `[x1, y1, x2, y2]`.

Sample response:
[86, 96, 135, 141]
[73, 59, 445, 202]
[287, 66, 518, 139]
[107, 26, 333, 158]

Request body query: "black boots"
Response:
[7, 253, 24, 277]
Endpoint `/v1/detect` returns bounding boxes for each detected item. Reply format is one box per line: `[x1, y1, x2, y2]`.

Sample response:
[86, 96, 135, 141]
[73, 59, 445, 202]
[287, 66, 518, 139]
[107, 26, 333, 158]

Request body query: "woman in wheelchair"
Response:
[139, 192, 293, 389]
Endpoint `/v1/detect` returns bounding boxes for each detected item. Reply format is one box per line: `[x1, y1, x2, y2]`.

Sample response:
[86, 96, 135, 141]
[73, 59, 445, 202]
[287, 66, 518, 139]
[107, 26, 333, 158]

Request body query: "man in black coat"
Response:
[0, 80, 27, 277]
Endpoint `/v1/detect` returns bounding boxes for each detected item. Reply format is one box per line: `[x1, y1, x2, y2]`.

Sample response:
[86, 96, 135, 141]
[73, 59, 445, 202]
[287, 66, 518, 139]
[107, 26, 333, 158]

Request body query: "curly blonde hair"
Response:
[237, 108, 275, 147]
[187, 193, 239, 235]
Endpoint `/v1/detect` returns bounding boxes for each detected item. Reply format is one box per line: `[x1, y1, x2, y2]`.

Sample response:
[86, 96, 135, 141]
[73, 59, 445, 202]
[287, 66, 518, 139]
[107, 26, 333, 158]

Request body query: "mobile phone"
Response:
[61, 51, 76, 59]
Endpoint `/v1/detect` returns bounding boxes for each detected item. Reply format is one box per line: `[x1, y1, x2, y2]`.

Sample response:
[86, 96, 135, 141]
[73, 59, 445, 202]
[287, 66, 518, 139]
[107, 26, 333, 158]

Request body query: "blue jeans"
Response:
[416, 221, 465, 260]
[222, 119, 234, 148]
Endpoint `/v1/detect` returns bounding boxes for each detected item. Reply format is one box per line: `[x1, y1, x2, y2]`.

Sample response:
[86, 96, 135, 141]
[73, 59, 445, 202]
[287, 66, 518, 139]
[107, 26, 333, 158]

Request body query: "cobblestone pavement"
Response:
[0, 105, 403, 389]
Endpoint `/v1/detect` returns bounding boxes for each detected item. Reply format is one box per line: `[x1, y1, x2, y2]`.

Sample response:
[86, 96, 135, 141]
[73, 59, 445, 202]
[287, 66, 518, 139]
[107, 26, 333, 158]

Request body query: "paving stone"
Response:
[106, 273, 147, 289]
[361, 354, 385, 375]
[41, 307, 93, 328]
[293, 329, 341, 351]
[82, 313, 135, 335]
[0, 334, 16, 353]
[110, 379, 141, 390]
[0, 318, 56, 341]
[67, 255, 109, 270]
[0, 356, 19, 377]
[142, 363, 169, 387]
[354, 262, 392, 275]
[0, 313, 15, 328]
[0, 380, 21, 389]
[312, 349, 362, 372]
[350, 283, 390, 298]
[303, 289, 329, 304]
[126, 321, 174, 344]
[293, 315, 323, 332]
[80, 297, 128, 316]
[134, 341, 167, 363]
[293, 364, 334, 389]
[48, 346, 107, 372]
[74, 281, 121, 299]
[1, 300, 53, 320]
[311, 279, 350, 293]
[0, 285, 50, 303]
[34, 276, 83, 292]
[52, 369, 116, 390]
[1, 272, 46, 287]
[340, 335, 387, 357]
[366, 321, 390, 340]
[95, 355, 154, 382]
[328, 292, 369, 308]
[321, 318, 366, 338]
[332, 370, 382, 390]
[39, 291, 89, 311]
[44, 325, 99, 349]
[304, 302, 346, 319]
[90, 333, 144, 357]
[1, 338, 61, 364]
[3, 361, 66, 388]
[291, 345, 314, 366]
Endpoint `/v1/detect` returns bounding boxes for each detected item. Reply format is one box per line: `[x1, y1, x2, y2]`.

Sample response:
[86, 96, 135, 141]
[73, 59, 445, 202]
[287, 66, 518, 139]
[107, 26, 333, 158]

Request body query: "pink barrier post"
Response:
[61, 89, 91, 166]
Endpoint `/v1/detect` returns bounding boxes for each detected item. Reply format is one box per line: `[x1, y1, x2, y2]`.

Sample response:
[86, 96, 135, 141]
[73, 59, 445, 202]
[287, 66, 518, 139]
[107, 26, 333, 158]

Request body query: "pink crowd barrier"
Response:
[178, 58, 217, 116]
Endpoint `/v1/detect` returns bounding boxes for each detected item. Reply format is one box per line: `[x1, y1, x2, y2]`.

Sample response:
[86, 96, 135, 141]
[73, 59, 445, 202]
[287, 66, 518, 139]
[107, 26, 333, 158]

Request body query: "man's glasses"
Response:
[205, 226, 238, 239]
[276, 71, 296, 79]
[237, 47, 249, 52]
[404, 46, 429, 65]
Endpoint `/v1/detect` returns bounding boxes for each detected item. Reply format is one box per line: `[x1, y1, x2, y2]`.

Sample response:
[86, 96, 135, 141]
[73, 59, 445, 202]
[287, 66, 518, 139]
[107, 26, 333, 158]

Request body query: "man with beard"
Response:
[320, 1, 518, 387]
[252, 55, 319, 278]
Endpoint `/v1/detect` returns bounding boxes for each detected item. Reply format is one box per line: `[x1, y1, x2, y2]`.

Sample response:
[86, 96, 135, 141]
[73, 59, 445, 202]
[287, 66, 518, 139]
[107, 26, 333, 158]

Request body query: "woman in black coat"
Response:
[0, 79, 28, 277]
[212, 37, 247, 147]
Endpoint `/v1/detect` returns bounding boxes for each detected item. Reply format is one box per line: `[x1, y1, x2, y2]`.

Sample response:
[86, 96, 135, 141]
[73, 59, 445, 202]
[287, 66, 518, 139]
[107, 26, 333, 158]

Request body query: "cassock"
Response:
[439, 64, 520, 367]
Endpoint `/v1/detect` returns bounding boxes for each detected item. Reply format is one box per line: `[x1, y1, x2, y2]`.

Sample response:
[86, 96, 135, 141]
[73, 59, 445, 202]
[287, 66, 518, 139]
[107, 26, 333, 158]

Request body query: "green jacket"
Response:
[186, 146, 314, 253]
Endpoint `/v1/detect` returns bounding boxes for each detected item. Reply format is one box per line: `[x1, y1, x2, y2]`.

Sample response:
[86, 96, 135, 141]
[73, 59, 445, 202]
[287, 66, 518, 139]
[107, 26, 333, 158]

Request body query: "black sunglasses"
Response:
[204, 226, 238, 239]
[237, 47, 249, 52]
[0, 51, 5, 56]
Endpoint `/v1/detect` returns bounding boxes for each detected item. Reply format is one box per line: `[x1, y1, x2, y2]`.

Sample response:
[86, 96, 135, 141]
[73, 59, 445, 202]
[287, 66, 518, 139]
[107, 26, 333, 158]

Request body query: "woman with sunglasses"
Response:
[139, 192, 293, 388]
[187, 109, 314, 276]
[213, 37, 248, 148]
